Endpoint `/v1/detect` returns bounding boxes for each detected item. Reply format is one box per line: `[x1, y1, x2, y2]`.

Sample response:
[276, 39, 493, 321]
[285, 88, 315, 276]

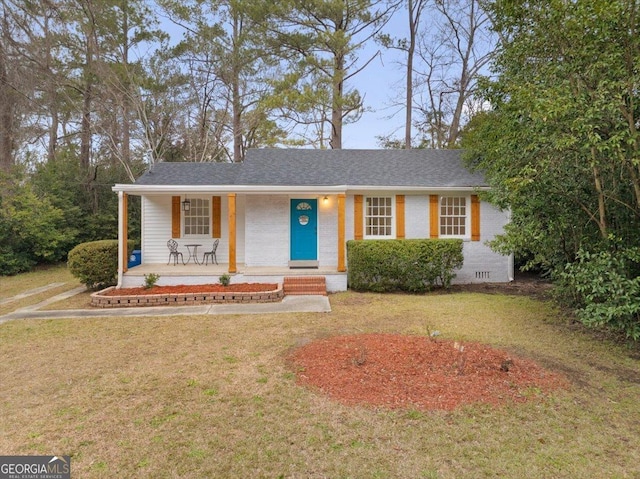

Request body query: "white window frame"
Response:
[183, 197, 210, 237]
[364, 196, 395, 239]
[439, 195, 470, 239]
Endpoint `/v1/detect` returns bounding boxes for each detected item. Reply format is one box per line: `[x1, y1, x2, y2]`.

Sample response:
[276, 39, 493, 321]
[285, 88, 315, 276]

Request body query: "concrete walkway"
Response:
[0, 282, 67, 306]
[0, 286, 331, 325]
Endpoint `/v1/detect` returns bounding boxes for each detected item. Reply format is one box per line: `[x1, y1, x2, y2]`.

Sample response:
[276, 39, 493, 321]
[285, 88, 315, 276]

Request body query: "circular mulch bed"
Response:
[288, 333, 568, 411]
[103, 283, 278, 296]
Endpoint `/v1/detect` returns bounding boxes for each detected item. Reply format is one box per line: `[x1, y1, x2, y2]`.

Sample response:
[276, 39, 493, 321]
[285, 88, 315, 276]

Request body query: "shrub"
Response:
[0, 173, 75, 275]
[143, 273, 160, 289]
[347, 239, 464, 293]
[557, 247, 640, 340]
[68, 240, 136, 289]
[219, 273, 231, 287]
[0, 244, 35, 276]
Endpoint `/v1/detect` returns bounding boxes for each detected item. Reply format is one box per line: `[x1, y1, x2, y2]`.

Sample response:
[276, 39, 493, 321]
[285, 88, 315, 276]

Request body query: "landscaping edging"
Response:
[91, 284, 284, 308]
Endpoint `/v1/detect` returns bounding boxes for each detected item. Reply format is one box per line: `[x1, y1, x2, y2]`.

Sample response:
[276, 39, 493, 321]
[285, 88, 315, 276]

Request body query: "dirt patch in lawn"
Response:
[288, 333, 568, 411]
[450, 272, 554, 300]
[102, 283, 278, 296]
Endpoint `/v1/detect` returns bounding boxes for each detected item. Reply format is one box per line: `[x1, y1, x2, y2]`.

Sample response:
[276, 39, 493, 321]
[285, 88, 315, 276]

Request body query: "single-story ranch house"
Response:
[112, 149, 514, 292]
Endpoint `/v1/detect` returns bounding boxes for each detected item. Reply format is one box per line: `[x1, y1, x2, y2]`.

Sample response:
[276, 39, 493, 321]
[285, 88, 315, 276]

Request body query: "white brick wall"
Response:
[345, 195, 355, 241]
[244, 195, 338, 267]
[343, 193, 512, 284]
[245, 195, 290, 267]
[318, 197, 338, 267]
[405, 195, 430, 238]
[138, 192, 512, 285]
[234, 195, 246, 264]
[455, 202, 513, 283]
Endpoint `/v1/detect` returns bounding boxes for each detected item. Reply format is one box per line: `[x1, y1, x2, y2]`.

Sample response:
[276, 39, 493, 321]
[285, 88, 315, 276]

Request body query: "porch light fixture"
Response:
[182, 198, 191, 211]
[322, 195, 329, 204]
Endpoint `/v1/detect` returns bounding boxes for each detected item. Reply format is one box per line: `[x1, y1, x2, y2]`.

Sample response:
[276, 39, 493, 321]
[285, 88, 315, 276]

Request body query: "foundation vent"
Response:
[475, 271, 491, 280]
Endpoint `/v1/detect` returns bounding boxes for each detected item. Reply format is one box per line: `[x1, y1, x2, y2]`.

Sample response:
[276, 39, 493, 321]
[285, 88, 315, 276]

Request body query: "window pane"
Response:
[184, 198, 210, 236]
[440, 196, 466, 237]
[365, 196, 393, 238]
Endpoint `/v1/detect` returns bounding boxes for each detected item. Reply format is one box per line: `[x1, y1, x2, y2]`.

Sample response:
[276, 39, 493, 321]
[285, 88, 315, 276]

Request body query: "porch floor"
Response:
[125, 263, 342, 278]
[123, 263, 347, 292]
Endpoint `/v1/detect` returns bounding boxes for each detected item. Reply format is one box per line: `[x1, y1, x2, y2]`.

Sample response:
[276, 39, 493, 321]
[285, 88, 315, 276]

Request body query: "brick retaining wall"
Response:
[91, 285, 284, 308]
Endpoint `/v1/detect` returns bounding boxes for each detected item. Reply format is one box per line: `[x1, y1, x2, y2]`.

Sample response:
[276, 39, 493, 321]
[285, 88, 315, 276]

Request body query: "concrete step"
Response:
[283, 276, 327, 296]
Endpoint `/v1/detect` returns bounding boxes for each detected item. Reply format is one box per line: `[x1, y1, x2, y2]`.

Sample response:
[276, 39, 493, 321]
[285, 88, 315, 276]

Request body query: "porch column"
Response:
[117, 191, 128, 287]
[228, 193, 237, 273]
[337, 193, 346, 272]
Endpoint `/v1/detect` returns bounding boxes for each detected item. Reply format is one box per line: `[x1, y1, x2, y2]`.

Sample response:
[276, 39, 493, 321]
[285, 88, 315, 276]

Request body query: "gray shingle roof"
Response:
[135, 162, 241, 185]
[134, 149, 486, 188]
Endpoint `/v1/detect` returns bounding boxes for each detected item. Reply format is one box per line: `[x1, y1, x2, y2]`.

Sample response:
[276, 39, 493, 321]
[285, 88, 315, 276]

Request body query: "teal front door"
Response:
[290, 199, 318, 261]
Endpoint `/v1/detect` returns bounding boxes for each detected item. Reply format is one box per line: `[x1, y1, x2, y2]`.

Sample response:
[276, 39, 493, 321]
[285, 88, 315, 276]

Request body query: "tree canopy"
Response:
[463, 0, 640, 338]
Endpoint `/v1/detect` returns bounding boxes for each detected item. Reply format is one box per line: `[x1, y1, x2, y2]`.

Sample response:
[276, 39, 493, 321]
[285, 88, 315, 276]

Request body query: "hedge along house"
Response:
[112, 149, 514, 292]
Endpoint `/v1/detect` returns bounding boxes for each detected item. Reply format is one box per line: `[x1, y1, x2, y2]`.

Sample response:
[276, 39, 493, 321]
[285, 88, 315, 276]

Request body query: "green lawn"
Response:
[1, 278, 639, 478]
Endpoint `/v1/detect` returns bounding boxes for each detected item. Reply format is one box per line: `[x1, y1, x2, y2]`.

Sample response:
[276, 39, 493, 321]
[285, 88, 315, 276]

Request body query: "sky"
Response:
[335, 15, 409, 149]
[342, 45, 407, 149]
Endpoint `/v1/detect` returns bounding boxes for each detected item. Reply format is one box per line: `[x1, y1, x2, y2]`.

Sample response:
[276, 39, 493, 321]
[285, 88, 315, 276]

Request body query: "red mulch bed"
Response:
[104, 283, 278, 296]
[288, 333, 568, 411]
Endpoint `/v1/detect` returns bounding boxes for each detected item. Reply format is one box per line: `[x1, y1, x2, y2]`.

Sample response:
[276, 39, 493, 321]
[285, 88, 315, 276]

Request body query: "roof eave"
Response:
[346, 185, 490, 192]
[112, 184, 350, 195]
[112, 184, 490, 194]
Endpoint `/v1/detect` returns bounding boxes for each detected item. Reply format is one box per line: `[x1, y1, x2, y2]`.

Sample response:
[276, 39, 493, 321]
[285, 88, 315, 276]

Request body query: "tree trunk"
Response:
[0, 38, 13, 171]
[232, 82, 242, 161]
[121, 0, 131, 169]
[330, 55, 344, 150]
[43, 12, 58, 162]
[80, 79, 92, 169]
[447, 81, 466, 147]
[446, 0, 473, 148]
[232, 13, 242, 162]
[48, 105, 59, 162]
[405, 0, 419, 149]
[80, 28, 95, 169]
[591, 149, 608, 239]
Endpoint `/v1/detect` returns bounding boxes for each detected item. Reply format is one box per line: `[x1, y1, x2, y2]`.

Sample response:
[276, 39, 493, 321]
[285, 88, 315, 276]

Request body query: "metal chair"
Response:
[202, 239, 219, 265]
[167, 239, 185, 265]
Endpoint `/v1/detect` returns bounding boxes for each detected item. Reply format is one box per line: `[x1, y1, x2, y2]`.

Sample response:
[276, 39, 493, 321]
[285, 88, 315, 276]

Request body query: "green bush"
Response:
[143, 273, 160, 289]
[557, 247, 640, 340]
[219, 273, 231, 287]
[68, 240, 135, 289]
[0, 172, 75, 275]
[347, 239, 464, 293]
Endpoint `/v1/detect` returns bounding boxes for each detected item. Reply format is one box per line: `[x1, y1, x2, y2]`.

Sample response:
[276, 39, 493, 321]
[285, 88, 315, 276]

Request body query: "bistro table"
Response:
[184, 244, 202, 264]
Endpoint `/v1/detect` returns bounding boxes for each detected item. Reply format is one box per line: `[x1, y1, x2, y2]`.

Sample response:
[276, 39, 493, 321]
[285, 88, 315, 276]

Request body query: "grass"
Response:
[42, 290, 93, 310]
[0, 264, 83, 315]
[1, 279, 640, 478]
[0, 264, 76, 298]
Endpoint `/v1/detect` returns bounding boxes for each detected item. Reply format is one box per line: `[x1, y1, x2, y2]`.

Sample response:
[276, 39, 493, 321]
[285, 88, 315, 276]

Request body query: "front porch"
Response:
[122, 263, 348, 293]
